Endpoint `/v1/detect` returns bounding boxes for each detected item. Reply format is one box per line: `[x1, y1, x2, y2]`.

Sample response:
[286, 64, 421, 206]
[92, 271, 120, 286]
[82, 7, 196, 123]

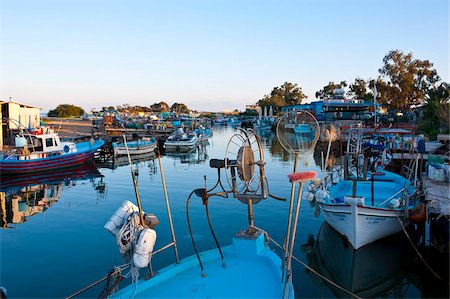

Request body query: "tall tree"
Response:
[378, 50, 440, 109]
[349, 78, 373, 101]
[315, 81, 347, 100]
[258, 82, 306, 108]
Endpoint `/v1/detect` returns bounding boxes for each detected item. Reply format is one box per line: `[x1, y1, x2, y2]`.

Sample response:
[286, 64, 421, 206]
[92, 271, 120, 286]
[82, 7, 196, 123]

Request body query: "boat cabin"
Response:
[15, 128, 77, 160]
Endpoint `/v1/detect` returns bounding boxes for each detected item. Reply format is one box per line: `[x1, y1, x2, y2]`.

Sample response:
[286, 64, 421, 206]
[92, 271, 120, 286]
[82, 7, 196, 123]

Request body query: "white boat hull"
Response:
[319, 203, 406, 249]
[114, 143, 156, 156]
[164, 139, 197, 152]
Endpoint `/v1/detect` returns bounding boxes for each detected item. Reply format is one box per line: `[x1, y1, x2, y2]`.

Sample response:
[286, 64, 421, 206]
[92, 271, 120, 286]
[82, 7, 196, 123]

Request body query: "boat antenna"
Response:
[155, 140, 180, 263]
[123, 134, 147, 228]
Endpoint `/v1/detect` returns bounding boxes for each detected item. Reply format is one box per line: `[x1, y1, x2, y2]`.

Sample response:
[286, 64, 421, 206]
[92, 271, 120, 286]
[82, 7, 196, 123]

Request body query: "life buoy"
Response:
[63, 145, 70, 153]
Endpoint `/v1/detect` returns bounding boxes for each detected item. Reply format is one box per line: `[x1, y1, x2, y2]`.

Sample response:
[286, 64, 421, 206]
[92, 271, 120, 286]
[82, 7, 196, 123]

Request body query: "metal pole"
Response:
[247, 198, 254, 234]
[282, 153, 298, 282]
[123, 134, 146, 227]
[156, 142, 180, 263]
[283, 180, 306, 299]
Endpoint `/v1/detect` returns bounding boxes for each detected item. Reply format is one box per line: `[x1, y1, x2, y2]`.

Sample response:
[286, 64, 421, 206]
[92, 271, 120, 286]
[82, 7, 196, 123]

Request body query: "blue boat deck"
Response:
[114, 232, 289, 298]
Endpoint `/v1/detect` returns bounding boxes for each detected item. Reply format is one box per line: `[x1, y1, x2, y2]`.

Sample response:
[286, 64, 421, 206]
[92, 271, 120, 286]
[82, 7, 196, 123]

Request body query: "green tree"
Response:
[315, 81, 347, 100]
[378, 50, 440, 109]
[258, 82, 307, 109]
[170, 102, 190, 114]
[150, 102, 170, 112]
[420, 82, 450, 138]
[349, 78, 373, 101]
[48, 104, 85, 118]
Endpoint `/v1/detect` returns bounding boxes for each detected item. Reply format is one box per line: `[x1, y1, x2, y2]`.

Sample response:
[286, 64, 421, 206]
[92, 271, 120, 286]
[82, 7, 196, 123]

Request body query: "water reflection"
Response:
[0, 163, 104, 228]
[305, 222, 411, 298]
[165, 143, 209, 165]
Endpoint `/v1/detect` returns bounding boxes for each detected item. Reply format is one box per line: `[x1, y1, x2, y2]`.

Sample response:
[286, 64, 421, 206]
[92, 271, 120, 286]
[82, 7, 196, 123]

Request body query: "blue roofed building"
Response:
[281, 89, 377, 122]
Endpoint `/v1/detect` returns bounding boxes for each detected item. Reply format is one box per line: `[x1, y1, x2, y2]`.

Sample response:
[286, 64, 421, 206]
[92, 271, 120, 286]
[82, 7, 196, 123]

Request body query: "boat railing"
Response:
[377, 187, 406, 207]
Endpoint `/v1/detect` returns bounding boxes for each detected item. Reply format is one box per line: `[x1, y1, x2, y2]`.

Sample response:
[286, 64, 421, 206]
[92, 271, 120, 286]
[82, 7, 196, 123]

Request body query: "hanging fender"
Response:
[133, 228, 157, 268]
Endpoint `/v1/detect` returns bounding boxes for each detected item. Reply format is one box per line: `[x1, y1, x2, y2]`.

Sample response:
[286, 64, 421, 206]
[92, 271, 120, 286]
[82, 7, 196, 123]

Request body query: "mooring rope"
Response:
[250, 225, 362, 299]
[392, 208, 448, 284]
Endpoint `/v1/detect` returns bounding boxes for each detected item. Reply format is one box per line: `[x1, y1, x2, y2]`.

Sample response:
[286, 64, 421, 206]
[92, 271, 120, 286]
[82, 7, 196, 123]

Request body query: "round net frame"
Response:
[276, 110, 320, 154]
[224, 129, 264, 196]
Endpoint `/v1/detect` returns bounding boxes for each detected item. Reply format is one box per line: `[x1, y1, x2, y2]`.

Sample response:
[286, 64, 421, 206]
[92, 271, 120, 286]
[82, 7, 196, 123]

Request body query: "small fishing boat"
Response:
[164, 128, 197, 152]
[113, 137, 157, 156]
[225, 117, 241, 126]
[0, 127, 104, 174]
[314, 124, 418, 249]
[316, 170, 415, 249]
[195, 126, 213, 142]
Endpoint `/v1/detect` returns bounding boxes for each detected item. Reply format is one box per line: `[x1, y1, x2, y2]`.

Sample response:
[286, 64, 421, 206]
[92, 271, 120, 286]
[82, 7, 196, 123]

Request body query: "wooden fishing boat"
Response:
[0, 127, 104, 175]
[315, 124, 418, 249]
[113, 137, 157, 156]
[317, 172, 414, 249]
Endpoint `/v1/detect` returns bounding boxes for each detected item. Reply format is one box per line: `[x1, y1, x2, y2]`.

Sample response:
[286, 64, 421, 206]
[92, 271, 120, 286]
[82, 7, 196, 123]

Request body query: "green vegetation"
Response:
[170, 103, 189, 114]
[258, 82, 306, 111]
[377, 50, 440, 110]
[48, 104, 84, 118]
[315, 81, 347, 100]
[419, 83, 450, 140]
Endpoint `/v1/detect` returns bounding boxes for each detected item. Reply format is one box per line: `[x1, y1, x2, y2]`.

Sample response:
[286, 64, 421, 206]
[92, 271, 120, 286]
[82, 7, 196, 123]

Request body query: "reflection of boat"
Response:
[113, 137, 157, 156]
[0, 163, 103, 228]
[164, 128, 198, 152]
[307, 222, 407, 298]
[0, 127, 104, 174]
[113, 152, 156, 168]
[0, 162, 101, 191]
[165, 145, 208, 164]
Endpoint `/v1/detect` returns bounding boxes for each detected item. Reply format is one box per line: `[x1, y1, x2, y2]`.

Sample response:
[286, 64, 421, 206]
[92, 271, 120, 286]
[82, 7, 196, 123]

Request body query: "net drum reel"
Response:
[224, 128, 267, 204]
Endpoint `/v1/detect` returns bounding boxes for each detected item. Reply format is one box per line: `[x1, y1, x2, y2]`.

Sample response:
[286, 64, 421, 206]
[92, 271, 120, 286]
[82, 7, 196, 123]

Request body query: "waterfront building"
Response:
[0, 100, 41, 150]
[281, 90, 377, 122]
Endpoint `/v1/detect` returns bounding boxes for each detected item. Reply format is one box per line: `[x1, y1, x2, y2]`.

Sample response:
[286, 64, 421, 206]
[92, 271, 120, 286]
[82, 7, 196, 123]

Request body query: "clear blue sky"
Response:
[0, 0, 448, 112]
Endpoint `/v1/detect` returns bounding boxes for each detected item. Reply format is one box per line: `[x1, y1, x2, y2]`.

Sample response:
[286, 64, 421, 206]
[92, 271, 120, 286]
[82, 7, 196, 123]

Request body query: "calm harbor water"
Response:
[0, 126, 437, 298]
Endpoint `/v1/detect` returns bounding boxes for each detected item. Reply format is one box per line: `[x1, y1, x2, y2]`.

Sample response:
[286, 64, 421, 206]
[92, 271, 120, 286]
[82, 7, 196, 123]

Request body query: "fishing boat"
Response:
[225, 117, 241, 126]
[195, 126, 213, 142]
[90, 129, 300, 299]
[112, 137, 157, 156]
[164, 128, 197, 152]
[0, 127, 104, 174]
[314, 124, 418, 249]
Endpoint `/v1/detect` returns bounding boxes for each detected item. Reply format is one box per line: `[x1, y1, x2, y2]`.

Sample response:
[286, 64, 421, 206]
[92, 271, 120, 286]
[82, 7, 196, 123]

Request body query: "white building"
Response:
[1, 101, 41, 149]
